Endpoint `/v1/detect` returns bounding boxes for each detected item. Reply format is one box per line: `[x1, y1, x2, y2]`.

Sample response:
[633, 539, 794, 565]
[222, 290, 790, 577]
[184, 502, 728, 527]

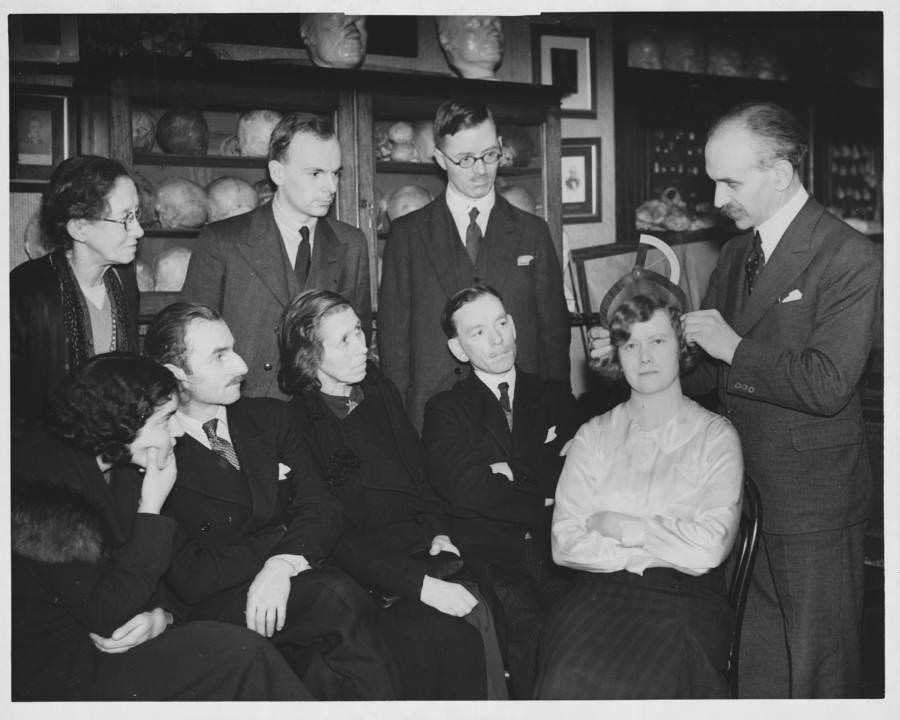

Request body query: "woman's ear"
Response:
[66, 218, 90, 244]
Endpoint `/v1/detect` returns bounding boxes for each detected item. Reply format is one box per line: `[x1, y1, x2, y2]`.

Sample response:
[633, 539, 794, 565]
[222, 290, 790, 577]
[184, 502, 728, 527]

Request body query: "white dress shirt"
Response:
[272, 193, 318, 269]
[755, 186, 809, 262]
[445, 183, 495, 248]
[552, 398, 743, 577]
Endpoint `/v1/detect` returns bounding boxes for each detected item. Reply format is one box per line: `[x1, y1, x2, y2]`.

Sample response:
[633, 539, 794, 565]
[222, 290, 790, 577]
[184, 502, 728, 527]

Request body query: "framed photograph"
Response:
[9, 15, 79, 63]
[10, 89, 72, 190]
[532, 26, 596, 117]
[561, 137, 601, 223]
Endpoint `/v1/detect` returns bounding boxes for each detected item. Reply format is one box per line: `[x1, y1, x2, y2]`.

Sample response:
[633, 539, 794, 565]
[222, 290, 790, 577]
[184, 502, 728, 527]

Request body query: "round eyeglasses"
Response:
[437, 147, 503, 169]
[97, 209, 142, 229]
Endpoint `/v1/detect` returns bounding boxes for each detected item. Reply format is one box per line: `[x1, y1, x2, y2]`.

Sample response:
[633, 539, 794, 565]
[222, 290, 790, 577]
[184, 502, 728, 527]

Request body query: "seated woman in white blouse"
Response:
[533, 293, 743, 699]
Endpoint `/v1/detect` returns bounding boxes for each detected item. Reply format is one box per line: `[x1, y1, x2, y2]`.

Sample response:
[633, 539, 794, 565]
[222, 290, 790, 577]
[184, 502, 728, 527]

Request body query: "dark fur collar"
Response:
[12, 484, 109, 564]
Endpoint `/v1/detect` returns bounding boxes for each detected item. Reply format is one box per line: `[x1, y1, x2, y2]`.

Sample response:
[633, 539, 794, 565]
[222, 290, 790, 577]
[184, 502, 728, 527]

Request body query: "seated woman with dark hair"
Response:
[12, 353, 310, 701]
[10, 156, 144, 431]
[534, 294, 743, 699]
[277, 289, 501, 700]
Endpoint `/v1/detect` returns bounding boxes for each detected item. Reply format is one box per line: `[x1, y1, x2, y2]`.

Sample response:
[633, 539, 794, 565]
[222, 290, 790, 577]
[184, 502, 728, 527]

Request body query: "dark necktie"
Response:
[745, 231, 765, 294]
[202, 418, 241, 470]
[466, 207, 482, 264]
[295, 225, 311, 284]
[498, 381, 513, 430]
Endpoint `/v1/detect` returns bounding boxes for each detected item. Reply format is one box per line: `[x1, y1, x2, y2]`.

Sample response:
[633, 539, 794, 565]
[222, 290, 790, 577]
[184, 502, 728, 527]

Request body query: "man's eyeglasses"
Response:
[437, 147, 503, 169]
[97, 209, 142, 229]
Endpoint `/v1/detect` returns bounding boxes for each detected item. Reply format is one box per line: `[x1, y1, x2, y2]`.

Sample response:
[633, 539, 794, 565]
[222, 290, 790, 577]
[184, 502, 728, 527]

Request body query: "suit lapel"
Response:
[227, 403, 277, 522]
[174, 435, 252, 507]
[463, 374, 511, 456]
[424, 198, 470, 296]
[308, 218, 346, 292]
[234, 204, 292, 307]
[479, 196, 520, 299]
[510, 370, 540, 451]
[733, 198, 823, 336]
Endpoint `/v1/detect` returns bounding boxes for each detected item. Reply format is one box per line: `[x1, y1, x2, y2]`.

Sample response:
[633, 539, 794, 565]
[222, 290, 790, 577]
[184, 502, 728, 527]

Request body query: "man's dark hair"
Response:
[595, 294, 698, 380]
[41, 155, 131, 251]
[268, 112, 336, 163]
[433, 100, 495, 148]
[45, 352, 178, 465]
[708, 101, 808, 171]
[144, 302, 222, 371]
[440, 284, 505, 339]
[277, 288, 354, 395]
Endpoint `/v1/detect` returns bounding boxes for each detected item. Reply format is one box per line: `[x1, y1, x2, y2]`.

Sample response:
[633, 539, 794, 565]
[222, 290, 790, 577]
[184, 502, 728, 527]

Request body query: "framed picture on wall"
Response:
[531, 25, 596, 118]
[561, 137, 601, 223]
[10, 89, 72, 190]
[9, 15, 79, 63]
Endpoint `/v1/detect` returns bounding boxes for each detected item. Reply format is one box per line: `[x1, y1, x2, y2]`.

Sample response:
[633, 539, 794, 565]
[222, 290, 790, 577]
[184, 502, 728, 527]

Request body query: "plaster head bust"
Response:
[300, 14, 367, 69]
[436, 15, 504, 80]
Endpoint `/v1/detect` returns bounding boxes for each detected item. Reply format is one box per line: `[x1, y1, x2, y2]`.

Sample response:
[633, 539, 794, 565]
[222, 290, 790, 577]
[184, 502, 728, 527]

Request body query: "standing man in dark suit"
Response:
[379, 99, 569, 430]
[144, 302, 395, 700]
[181, 114, 370, 400]
[588, 102, 880, 697]
[422, 285, 581, 698]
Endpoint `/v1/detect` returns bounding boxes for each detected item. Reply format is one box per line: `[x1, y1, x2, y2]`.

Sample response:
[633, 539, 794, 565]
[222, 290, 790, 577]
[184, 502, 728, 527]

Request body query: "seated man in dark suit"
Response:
[144, 302, 395, 700]
[421, 285, 581, 698]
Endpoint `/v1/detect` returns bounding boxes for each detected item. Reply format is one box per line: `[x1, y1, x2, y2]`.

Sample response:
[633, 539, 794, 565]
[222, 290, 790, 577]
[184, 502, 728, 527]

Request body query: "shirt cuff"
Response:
[266, 554, 310, 576]
[620, 520, 646, 548]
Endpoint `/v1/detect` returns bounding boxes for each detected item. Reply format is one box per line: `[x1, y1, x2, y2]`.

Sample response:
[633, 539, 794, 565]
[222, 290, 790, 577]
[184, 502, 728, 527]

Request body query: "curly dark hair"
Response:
[45, 352, 178, 465]
[41, 155, 132, 251]
[594, 294, 698, 381]
[277, 289, 353, 396]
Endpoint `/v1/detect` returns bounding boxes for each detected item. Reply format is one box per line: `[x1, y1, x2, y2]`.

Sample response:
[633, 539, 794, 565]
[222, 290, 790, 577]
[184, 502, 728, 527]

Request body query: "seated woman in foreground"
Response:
[277, 289, 500, 700]
[534, 294, 743, 699]
[11, 353, 310, 701]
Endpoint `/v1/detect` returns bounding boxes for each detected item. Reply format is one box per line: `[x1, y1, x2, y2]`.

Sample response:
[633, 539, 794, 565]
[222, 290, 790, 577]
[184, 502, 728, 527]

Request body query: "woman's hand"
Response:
[429, 534, 460, 557]
[89, 607, 172, 654]
[137, 447, 178, 514]
[420, 576, 478, 617]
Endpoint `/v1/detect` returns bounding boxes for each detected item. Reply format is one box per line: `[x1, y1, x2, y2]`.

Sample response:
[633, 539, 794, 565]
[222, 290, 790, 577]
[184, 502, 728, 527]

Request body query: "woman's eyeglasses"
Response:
[97, 209, 142, 229]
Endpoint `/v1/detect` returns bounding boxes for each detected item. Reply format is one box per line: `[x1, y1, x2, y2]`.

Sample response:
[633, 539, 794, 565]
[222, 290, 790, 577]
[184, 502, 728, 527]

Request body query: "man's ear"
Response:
[507, 314, 517, 342]
[448, 337, 469, 364]
[772, 159, 794, 191]
[268, 159, 285, 188]
[164, 362, 187, 384]
[433, 147, 447, 172]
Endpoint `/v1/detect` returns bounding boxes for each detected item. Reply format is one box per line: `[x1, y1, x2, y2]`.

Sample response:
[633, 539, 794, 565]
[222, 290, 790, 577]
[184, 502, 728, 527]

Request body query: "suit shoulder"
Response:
[326, 218, 366, 244]
[234, 396, 291, 422]
[816, 211, 879, 258]
[198, 206, 260, 242]
[10, 255, 54, 288]
[389, 198, 439, 233]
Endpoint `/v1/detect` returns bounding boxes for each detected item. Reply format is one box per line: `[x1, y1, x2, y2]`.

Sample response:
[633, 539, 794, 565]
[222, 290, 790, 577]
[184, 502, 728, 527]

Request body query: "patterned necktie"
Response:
[466, 207, 482, 264]
[295, 225, 311, 284]
[745, 231, 765, 294]
[498, 381, 513, 430]
[202, 418, 241, 470]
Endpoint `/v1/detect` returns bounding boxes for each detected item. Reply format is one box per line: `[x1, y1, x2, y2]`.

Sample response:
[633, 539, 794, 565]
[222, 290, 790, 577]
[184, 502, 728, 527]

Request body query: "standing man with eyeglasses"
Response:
[379, 99, 570, 431]
[181, 114, 371, 400]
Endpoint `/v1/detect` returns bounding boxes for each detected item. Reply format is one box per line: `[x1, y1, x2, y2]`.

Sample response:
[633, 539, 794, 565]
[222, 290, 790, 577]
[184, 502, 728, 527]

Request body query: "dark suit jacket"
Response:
[422, 369, 581, 564]
[11, 433, 177, 699]
[379, 194, 570, 430]
[10, 253, 139, 431]
[688, 196, 881, 534]
[181, 202, 371, 399]
[162, 397, 343, 619]
[288, 364, 453, 600]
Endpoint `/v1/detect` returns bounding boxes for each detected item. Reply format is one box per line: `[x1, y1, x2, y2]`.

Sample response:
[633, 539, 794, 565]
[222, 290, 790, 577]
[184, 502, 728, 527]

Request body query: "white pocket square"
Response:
[780, 289, 803, 303]
[517, 254, 535, 266]
[278, 463, 292, 481]
[544, 426, 558, 443]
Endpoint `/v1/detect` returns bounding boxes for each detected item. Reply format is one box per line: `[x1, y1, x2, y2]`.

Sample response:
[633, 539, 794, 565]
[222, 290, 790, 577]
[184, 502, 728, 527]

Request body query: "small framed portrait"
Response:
[9, 15, 79, 63]
[10, 89, 72, 190]
[561, 137, 601, 223]
[531, 26, 597, 118]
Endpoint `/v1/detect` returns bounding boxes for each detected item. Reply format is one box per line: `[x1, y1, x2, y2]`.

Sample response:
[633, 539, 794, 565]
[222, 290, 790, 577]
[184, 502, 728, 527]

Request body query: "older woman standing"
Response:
[277, 289, 501, 700]
[534, 294, 743, 699]
[10, 155, 142, 430]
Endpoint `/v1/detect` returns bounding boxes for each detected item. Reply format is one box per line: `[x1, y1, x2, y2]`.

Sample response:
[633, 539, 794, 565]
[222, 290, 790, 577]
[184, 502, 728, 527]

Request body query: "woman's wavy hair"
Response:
[41, 155, 131, 251]
[594, 294, 698, 381]
[277, 289, 354, 396]
[45, 352, 178, 465]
